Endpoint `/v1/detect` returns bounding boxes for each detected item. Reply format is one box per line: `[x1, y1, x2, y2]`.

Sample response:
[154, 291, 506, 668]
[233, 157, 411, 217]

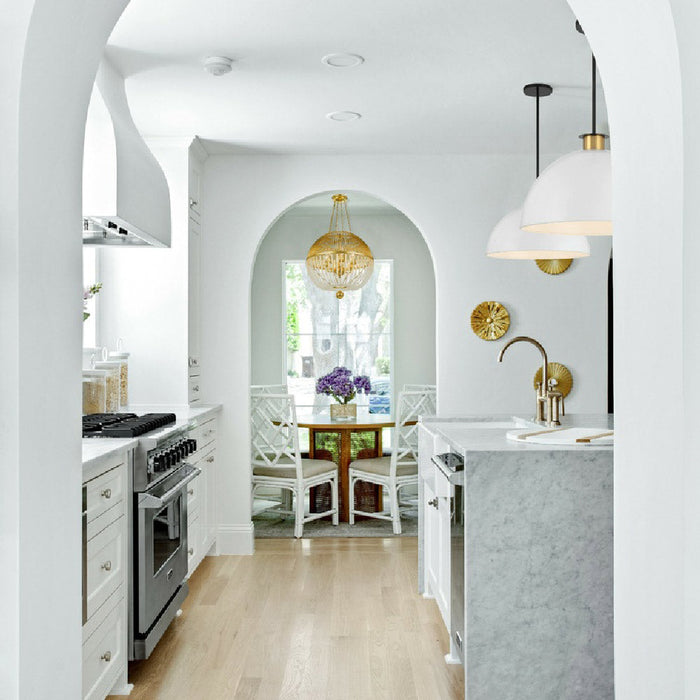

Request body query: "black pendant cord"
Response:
[592, 53, 597, 134]
[536, 90, 540, 178]
[523, 83, 552, 178]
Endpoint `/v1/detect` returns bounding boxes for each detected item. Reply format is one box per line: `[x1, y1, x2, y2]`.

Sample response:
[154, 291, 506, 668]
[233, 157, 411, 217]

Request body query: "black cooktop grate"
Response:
[82, 412, 177, 438]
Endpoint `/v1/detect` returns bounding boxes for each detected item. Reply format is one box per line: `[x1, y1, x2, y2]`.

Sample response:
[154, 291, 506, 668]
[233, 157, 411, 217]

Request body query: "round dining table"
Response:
[298, 414, 395, 522]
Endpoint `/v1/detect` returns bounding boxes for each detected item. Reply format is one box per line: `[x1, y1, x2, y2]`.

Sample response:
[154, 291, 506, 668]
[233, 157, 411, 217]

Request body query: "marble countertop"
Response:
[422, 413, 614, 453]
[82, 437, 139, 473]
[82, 404, 222, 471]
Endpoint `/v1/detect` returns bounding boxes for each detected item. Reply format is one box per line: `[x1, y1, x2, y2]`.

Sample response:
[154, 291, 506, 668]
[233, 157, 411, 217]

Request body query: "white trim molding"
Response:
[217, 523, 254, 555]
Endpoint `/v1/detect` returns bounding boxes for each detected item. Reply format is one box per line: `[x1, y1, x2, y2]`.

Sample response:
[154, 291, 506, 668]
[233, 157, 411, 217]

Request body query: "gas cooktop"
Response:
[82, 412, 177, 438]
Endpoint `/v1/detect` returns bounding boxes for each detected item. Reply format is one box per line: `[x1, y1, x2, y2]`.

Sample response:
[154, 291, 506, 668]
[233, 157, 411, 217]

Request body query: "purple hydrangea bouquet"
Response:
[316, 366, 372, 405]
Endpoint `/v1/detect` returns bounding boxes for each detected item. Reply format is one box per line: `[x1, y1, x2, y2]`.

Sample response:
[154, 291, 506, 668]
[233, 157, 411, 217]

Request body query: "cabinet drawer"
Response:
[188, 376, 201, 403]
[86, 516, 125, 620]
[187, 514, 200, 577]
[188, 355, 201, 377]
[197, 419, 217, 451]
[83, 594, 125, 700]
[85, 464, 125, 524]
[186, 472, 202, 513]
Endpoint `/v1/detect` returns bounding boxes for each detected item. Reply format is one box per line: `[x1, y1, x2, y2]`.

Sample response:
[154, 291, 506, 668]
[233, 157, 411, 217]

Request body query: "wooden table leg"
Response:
[339, 429, 351, 522]
[374, 429, 384, 513]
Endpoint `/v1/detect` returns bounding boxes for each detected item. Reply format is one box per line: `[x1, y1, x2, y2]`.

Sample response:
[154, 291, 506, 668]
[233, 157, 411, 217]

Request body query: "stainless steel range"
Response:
[130, 424, 200, 659]
[83, 412, 200, 660]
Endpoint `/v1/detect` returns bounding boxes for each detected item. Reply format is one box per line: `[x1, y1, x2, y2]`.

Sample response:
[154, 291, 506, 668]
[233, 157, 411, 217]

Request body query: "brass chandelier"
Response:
[305, 194, 374, 299]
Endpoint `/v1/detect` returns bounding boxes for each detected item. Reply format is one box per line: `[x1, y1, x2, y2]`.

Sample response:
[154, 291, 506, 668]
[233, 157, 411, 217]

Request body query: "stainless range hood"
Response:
[83, 58, 171, 247]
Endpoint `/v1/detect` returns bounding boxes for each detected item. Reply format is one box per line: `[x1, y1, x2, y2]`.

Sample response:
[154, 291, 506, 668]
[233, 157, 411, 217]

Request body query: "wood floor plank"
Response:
[109, 537, 464, 700]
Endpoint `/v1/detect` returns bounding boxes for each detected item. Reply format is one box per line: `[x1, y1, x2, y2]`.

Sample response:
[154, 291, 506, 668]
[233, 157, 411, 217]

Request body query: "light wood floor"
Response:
[111, 538, 464, 700]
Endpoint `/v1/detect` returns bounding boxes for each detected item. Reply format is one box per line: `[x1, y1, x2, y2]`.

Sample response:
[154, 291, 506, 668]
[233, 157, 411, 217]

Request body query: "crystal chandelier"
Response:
[305, 194, 374, 299]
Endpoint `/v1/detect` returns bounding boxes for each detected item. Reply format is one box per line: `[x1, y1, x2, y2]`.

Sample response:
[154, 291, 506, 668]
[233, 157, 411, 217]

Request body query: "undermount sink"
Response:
[507, 427, 614, 445]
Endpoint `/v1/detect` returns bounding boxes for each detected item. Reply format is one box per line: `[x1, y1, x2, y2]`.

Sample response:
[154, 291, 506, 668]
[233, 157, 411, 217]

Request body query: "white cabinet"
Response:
[188, 156, 202, 224]
[418, 424, 452, 633]
[187, 413, 218, 576]
[82, 454, 129, 700]
[187, 139, 206, 391]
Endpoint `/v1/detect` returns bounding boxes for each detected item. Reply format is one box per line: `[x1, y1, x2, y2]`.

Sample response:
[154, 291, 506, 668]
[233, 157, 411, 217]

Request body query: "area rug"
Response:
[253, 509, 418, 538]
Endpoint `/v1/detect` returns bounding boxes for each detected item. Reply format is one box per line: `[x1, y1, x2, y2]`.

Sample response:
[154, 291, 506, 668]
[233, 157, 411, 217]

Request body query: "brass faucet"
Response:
[497, 336, 563, 426]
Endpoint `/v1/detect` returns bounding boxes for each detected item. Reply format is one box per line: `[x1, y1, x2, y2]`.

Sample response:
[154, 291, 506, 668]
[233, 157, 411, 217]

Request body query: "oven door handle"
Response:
[138, 465, 202, 510]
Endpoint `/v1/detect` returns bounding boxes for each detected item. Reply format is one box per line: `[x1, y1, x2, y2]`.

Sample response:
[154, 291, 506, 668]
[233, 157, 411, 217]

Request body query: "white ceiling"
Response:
[106, 0, 609, 156]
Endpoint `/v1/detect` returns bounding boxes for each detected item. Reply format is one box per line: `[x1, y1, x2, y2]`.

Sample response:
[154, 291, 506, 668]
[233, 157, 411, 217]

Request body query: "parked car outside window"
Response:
[369, 379, 391, 415]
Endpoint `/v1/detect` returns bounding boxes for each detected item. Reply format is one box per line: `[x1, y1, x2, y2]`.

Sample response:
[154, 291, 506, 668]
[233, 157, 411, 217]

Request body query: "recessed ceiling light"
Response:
[321, 53, 364, 68]
[326, 111, 362, 122]
[203, 56, 233, 76]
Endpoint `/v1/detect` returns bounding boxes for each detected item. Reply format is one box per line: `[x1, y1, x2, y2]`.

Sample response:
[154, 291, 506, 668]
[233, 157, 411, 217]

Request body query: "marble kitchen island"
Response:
[419, 415, 613, 700]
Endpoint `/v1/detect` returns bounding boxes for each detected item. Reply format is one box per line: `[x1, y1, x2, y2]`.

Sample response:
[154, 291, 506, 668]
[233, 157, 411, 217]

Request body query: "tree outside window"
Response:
[284, 260, 392, 417]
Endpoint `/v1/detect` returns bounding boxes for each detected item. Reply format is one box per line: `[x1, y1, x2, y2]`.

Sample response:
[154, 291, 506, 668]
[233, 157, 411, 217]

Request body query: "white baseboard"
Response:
[217, 522, 254, 555]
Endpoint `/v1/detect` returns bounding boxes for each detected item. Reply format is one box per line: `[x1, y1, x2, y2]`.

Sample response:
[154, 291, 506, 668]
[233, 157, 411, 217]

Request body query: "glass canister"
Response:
[82, 347, 101, 370]
[108, 351, 130, 408]
[93, 361, 121, 412]
[82, 370, 107, 415]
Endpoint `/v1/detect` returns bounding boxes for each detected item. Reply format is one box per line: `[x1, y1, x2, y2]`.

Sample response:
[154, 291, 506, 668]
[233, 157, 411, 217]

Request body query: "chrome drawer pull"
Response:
[101, 488, 112, 499]
[101, 560, 112, 572]
[101, 651, 112, 663]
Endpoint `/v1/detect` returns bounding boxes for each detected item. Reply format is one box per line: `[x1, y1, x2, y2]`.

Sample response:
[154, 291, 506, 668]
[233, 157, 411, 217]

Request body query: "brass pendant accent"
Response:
[470, 301, 510, 341]
[536, 258, 573, 275]
[533, 362, 573, 398]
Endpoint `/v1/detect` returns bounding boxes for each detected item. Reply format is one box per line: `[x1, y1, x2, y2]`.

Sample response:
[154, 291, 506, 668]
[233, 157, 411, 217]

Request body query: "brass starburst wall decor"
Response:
[470, 301, 510, 341]
[533, 362, 573, 397]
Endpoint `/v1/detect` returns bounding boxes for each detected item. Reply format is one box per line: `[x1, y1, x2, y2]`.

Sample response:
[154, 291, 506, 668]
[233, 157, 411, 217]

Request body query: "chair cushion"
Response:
[253, 458, 336, 479]
[349, 456, 417, 477]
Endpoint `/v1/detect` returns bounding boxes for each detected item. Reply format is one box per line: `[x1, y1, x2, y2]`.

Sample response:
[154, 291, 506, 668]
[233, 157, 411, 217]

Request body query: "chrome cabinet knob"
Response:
[101, 560, 112, 572]
[189, 198, 198, 209]
[101, 488, 112, 499]
[188, 488, 194, 496]
[192, 385, 199, 392]
[101, 651, 112, 663]
[206, 456, 214, 463]
[427, 497, 439, 509]
[188, 547, 194, 555]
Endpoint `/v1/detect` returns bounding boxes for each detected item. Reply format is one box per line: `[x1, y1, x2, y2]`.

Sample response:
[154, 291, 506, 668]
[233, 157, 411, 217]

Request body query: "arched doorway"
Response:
[249, 190, 436, 536]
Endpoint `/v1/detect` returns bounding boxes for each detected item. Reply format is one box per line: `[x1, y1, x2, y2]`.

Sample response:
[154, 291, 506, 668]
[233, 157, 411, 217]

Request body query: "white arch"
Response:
[248, 187, 437, 398]
[3, 1, 692, 697]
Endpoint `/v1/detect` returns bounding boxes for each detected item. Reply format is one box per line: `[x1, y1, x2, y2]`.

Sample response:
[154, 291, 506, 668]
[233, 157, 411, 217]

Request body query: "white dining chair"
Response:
[250, 383, 288, 394]
[348, 388, 437, 534]
[402, 383, 437, 392]
[250, 391, 338, 538]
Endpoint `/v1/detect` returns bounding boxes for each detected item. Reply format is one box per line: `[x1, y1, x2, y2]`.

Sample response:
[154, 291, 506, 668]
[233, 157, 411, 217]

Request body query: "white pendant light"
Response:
[521, 24, 612, 236]
[487, 208, 590, 259]
[486, 83, 590, 259]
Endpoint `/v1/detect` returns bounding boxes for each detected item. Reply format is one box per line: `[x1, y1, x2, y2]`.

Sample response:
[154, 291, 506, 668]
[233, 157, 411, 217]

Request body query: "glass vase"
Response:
[330, 403, 357, 421]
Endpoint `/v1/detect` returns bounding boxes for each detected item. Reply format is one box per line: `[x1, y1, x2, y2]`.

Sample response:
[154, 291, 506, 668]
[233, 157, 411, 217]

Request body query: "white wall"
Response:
[97, 143, 189, 406]
[200, 153, 611, 554]
[566, 1, 685, 698]
[251, 206, 437, 392]
[2, 1, 129, 697]
[667, 1, 700, 696]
